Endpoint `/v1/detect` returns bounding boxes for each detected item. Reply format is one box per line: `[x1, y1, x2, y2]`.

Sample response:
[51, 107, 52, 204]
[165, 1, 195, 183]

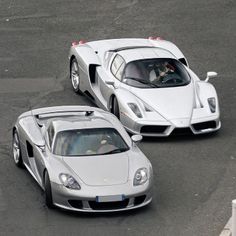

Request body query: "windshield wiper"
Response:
[103, 147, 129, 155]
[125, 77, 159, 88]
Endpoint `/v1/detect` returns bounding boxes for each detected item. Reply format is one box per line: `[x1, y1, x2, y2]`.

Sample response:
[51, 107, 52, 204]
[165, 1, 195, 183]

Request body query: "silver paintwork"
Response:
[13, 106, 153, 212]
[69, 38, 220, 136]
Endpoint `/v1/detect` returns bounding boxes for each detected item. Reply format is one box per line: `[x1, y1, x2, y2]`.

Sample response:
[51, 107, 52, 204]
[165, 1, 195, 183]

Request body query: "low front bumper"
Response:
[51, 181, 152, 212]
[123, 117, 221, 137]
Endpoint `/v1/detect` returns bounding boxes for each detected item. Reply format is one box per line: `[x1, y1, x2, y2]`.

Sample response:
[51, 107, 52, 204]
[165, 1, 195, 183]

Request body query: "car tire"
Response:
[12, 129, 24, 168]
[70, 58, 83, 94]
[44, 171, 54, 209]
[112, 96, 120, 119]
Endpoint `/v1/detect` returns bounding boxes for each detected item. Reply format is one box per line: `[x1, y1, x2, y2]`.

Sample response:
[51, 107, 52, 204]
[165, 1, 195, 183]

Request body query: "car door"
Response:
[33, 124, 54, 186]
[18, 116, 45, 186]
[97, 53, 126, 107]
[23, 138, 45, 186]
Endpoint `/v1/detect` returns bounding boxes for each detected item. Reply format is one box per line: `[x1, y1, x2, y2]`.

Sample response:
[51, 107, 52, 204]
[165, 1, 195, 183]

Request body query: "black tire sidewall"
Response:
[13, 130, 23, 168]
[70, 58, 82, 94]
[44, 171, 54, 208]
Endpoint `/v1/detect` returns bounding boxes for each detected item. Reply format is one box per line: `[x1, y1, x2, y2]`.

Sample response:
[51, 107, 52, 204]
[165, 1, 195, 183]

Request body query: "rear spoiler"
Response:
[36, 111, 94, 119]
[31, 106, 100, 119]
[108, 46, 156, 52]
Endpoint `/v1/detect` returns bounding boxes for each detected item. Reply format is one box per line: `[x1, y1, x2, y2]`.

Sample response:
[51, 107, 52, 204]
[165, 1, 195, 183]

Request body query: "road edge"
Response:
[220, 217, 231, 236]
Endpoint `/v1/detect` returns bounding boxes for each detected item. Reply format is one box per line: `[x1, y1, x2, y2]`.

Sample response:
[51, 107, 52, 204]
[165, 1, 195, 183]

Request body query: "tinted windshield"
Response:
[53, 128, 129, 156]
[123, 58, 190, 88]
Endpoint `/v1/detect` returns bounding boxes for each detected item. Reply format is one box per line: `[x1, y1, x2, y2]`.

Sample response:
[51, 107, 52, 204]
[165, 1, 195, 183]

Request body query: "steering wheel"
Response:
[161, 76, 182, 84]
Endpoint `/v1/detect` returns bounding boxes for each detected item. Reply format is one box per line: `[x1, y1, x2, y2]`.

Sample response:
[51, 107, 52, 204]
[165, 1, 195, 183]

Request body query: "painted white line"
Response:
[220, 217, 231, 236]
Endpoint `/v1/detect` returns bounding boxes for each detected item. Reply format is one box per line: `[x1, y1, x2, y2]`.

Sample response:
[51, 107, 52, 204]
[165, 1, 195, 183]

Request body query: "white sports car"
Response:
[69, 38, 220, 136]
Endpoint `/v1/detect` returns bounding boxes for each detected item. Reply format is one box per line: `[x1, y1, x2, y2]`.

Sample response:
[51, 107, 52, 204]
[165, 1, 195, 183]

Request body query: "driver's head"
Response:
[156, 62, 168, 72]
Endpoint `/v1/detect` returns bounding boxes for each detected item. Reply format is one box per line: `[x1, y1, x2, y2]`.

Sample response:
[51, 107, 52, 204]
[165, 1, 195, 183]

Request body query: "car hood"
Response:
[130, 82, 195, 122]
[62, 153, 129, 186]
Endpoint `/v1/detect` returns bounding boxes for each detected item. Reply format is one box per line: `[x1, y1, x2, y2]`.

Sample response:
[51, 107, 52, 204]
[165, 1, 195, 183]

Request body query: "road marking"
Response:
[220, 217, 231, 236]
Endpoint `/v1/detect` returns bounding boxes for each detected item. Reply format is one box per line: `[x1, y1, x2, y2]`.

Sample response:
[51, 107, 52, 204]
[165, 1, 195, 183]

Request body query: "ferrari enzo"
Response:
[69, 38, 221, 136]
[12, 106, 153, 212]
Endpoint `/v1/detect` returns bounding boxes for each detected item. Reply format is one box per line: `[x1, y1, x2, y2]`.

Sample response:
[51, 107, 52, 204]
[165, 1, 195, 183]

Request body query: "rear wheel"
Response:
[12, 130, 24, 168]
[70, 58, 82, 94]
[111, 96, 120, 119]
[44, 171, 54, 208]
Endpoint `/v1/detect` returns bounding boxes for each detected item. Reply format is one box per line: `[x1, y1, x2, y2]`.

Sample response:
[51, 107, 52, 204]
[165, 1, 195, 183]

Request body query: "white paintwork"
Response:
[233, 199, 236, 236]
[69, 38, 220, 136]
[205, 71, 218, 82]
[131, 134, 143, 143]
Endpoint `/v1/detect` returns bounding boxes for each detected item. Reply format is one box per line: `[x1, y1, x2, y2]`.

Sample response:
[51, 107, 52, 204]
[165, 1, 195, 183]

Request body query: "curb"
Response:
[220, 217, 231, 236]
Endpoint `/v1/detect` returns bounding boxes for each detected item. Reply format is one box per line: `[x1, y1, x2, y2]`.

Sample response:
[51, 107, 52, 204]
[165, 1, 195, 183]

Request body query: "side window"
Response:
[111, 54, 125, 81]
[116, 62, 125, 80]
[47, 124, 55, 148]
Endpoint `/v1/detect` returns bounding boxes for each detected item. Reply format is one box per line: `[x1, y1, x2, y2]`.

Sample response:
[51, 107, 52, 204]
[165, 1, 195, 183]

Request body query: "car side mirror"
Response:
[105, 80, 116, 88]
[131, 135, 143, 144]
[37, 144, 46, 152]
[205, 71, 218, 82]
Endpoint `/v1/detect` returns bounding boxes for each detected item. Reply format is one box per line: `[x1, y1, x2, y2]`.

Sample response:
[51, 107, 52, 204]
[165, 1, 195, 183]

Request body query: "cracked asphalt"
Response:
[0, 0, 236, 235]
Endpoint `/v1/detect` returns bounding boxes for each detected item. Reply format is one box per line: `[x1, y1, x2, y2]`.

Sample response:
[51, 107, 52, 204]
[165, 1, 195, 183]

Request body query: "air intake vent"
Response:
[140, 125, 168, 134]
[192, 121, 217, 131]
[89, 199, 129, 210]
[171, 128, 193, 136]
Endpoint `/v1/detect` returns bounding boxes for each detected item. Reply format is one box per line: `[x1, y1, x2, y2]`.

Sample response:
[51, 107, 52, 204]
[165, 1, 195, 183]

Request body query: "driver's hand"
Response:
[160, 71, 166, 77]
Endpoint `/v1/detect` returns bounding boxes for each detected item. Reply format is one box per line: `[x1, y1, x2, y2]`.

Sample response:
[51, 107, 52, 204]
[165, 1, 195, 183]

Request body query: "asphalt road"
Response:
[0, 0, 236, 235]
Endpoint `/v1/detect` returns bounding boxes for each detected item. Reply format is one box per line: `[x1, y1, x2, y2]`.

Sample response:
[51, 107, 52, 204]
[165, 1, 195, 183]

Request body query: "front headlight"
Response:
[208, 97, 216, 113]
[128, 103, 142, 118]
[59, 173, 81, 190]
[133, 168, 148, 186]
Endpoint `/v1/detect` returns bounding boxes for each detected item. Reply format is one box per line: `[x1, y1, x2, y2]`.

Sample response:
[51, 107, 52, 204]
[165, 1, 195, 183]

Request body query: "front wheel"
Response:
[70, 58, 82, 94]
[12, 130, 24, 168]
[44, 171, 54, 209]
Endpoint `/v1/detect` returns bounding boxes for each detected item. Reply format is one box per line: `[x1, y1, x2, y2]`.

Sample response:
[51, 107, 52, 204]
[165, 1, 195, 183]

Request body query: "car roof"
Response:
[117, 47, 176, 63]
[51, 115, 114, 133]
[86, 38, 183, 64]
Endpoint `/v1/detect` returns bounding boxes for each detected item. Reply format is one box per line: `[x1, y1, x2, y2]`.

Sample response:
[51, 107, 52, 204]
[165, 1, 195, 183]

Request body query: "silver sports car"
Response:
[69, 38, 220, 136]
[12, 106, 153, 212]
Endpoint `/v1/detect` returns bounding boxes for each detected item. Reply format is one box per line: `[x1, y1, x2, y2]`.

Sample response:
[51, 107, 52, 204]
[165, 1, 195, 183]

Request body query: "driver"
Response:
[149, 62, 174, 83]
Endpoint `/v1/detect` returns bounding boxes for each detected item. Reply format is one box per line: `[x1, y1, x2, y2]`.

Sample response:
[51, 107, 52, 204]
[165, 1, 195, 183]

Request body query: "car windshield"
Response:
[53, 128, 129, 156]
[123, 58, 191, 88]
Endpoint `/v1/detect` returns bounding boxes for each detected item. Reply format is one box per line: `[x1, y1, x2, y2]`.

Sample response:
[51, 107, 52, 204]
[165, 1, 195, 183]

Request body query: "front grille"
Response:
[68, 200, 83, 209]
[134, 195, 146, 206]
[192, 121, 217, 131]
[140, 125, 168, 134]
[171, 128, 193, 136]
[89, 199, 129, 210]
